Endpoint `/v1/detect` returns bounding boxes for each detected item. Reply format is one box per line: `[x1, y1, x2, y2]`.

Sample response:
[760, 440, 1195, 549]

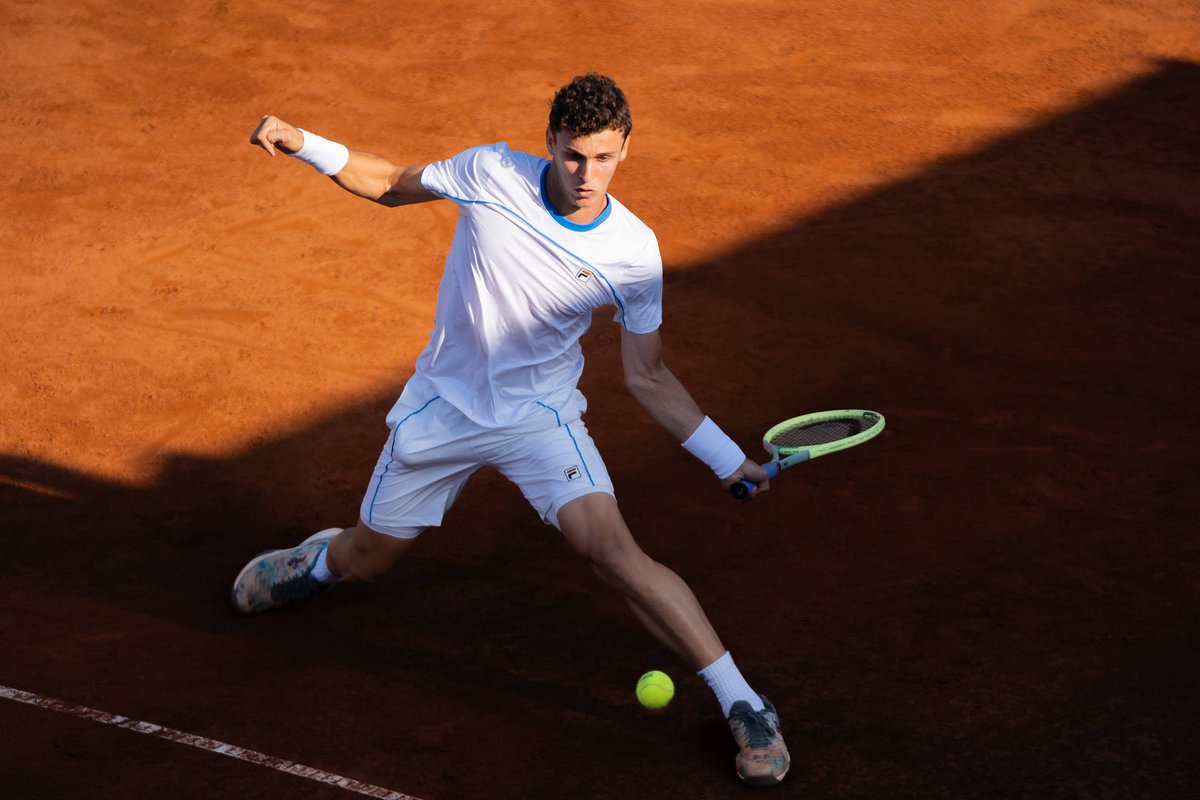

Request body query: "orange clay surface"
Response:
[2, 2, 1198, 798]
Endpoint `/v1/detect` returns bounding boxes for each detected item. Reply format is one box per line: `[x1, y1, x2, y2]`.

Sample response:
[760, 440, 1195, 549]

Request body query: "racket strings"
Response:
[770, 418, 878, 448]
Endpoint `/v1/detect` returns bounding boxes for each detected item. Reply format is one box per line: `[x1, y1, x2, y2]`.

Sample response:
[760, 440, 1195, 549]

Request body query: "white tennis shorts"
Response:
[358, 383, 614, 537]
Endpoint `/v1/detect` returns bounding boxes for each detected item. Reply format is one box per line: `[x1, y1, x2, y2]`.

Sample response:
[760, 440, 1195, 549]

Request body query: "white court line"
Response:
[0, 684, 423, 800]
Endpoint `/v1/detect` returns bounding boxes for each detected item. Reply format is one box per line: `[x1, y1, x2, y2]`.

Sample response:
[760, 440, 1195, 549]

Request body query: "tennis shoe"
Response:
[230, 528, 341, 614]
[728, 694, 791, 787]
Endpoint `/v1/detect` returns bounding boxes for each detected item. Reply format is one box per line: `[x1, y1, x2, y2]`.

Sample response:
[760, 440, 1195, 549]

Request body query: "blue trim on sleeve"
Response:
[539, 164, 612, 232]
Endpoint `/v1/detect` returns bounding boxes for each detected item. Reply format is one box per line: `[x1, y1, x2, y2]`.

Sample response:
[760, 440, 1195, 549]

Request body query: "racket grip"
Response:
[730, 461, 781, 501]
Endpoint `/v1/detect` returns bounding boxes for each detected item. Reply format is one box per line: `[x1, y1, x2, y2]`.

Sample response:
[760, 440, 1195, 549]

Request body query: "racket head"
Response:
[762, 409, 885, 459]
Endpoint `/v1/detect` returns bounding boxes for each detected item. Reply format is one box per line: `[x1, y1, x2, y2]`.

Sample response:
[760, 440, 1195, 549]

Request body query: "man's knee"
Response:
[558, 494, 646, 578]
[330, 520, 419, 582]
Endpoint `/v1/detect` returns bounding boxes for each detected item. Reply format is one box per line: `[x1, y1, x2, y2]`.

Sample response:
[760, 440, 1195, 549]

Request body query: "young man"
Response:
[233, 73, 790, 787]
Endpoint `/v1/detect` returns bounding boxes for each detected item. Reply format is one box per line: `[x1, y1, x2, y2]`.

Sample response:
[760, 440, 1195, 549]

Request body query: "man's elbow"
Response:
[624, 369, 660, 399]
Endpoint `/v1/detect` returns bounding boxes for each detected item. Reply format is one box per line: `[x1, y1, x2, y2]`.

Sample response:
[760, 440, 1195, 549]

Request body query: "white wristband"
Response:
[291, 128, 350, 176]
[681, 417, 746, 480]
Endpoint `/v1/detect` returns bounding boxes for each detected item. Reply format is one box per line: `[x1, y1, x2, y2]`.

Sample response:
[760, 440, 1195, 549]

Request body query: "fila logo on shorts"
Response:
[564, 465, 581, 481]
[574, 268, 593, 284]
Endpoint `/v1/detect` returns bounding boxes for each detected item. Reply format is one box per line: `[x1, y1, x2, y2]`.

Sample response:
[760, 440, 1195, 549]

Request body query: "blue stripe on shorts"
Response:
[366, 396, 439, 525]
[537, 401, 595, 486]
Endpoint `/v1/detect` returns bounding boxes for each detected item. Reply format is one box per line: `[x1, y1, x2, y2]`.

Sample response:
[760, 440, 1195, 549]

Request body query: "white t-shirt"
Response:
[402, 142, 663, 428]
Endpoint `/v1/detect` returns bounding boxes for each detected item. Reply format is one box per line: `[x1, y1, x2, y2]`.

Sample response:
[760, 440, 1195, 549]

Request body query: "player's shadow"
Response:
[2, 58, 1198, 797]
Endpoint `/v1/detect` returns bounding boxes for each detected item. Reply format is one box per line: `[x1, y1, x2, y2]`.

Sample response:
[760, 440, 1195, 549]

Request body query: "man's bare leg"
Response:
[230, 518, 417, 614]
[325, 519, 420, 582]
[556, 492, 790, 786]
[556, 493, 725, 670]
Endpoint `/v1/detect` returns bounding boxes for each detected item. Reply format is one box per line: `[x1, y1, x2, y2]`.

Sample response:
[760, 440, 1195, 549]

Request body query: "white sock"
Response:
[698, 651, 764, 717]
[310, 547, 339, 584]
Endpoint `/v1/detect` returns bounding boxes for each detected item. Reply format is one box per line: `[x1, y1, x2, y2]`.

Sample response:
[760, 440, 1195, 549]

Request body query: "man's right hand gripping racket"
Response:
[731, 410, 885, 501]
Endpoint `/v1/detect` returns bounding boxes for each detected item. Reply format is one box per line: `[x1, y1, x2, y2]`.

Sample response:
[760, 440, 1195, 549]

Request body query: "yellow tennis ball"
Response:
[636, 670, 674, 709]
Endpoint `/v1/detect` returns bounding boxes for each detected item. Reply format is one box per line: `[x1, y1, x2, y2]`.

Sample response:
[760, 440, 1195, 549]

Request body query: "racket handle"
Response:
[730, 461, 781, 501]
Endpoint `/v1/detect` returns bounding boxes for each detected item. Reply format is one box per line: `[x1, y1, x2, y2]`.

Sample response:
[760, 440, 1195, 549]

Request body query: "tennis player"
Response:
[232, 73, 789, 787]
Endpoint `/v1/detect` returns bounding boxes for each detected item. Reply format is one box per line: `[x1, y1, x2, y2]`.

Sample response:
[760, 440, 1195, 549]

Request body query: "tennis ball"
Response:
[636, 670, 674, 709]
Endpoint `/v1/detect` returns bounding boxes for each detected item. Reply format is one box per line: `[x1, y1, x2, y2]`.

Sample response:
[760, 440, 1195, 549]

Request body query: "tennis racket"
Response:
[731, 409, 885, 501]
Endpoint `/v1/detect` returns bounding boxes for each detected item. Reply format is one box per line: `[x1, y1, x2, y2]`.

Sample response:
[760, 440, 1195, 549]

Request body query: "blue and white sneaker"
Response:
[230, 528, 341, 614]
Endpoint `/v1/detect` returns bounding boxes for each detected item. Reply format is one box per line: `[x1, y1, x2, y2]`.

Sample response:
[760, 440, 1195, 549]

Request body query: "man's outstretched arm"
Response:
[620, 327, 769, 494]
[249, 114, 437, 207]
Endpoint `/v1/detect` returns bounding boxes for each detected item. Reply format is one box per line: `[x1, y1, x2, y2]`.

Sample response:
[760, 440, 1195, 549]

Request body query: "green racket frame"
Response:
[731, 409, 885, 501]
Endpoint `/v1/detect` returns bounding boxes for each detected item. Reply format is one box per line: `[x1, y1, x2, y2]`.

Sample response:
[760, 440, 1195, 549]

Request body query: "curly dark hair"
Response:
[548, 73, 632, 138]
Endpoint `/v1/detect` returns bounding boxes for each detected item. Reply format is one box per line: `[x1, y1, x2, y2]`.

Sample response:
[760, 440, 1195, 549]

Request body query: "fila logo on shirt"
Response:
[564, 465, 581, 481]
[574, 268, 593, 284]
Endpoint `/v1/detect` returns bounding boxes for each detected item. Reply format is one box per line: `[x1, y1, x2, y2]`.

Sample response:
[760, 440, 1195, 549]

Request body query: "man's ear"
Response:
[545, 127, 556, 155]
[619, 133, 631, 161]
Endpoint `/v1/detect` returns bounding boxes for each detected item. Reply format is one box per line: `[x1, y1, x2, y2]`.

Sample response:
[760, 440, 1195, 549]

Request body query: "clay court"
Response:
[2, 1, 1198, 797]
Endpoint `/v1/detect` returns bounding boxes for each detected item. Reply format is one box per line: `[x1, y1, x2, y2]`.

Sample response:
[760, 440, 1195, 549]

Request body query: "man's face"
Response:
[544, 127, 629, 217]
